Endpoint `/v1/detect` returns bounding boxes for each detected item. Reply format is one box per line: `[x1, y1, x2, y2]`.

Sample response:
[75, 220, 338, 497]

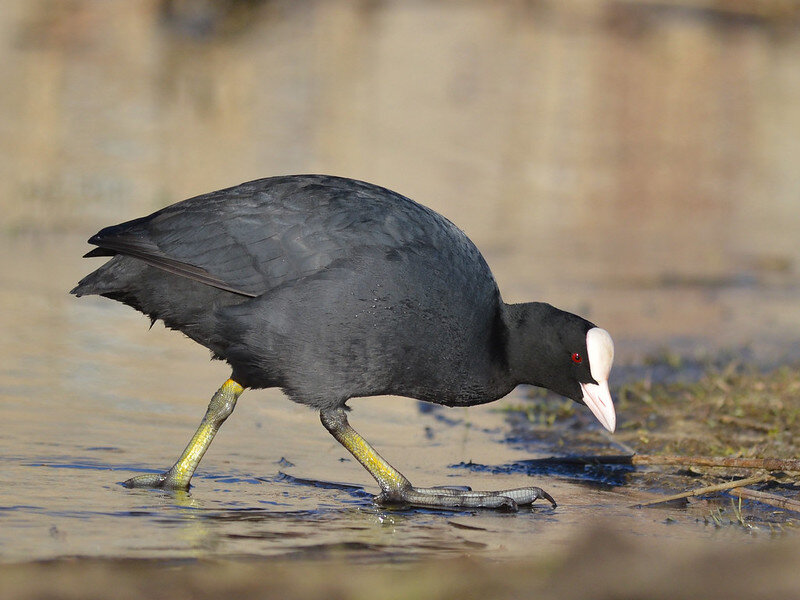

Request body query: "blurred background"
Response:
[2, 0, 800, 567]
[3, 0, 800, 361]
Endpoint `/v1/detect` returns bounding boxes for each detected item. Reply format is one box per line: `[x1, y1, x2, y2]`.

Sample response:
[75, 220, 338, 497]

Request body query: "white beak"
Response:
[580, 380, 616, 433]
[582, 327, 616, 433]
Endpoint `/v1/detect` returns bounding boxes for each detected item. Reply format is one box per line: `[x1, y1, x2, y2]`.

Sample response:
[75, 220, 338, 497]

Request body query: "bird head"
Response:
[511, 304, 616, 433]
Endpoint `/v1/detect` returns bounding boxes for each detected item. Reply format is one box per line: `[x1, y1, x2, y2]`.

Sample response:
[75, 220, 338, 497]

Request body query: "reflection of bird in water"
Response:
[72, 175, 615, 510]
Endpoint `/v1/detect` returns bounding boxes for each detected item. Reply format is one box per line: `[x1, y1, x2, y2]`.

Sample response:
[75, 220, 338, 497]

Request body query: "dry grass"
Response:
[615, 363, 800, 461]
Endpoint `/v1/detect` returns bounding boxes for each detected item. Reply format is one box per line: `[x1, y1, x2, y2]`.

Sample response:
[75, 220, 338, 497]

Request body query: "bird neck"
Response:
[502, 302, 560, 387]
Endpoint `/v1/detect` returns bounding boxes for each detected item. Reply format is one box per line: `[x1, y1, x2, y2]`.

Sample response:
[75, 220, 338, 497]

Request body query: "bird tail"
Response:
[70, 255, 126, 297]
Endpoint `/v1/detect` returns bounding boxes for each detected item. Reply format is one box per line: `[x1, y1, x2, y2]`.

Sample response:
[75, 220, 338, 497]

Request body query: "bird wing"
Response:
[83, 233, 257, 297]
[84, 175, 455, 298]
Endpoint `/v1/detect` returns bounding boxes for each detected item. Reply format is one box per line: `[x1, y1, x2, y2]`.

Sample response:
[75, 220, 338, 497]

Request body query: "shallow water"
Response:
[1, 238, 795, 563]
[2, 0, 800, 565]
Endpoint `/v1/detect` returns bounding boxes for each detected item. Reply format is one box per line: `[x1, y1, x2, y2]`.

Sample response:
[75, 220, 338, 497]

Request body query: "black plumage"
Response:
[73, 174, 615, 510]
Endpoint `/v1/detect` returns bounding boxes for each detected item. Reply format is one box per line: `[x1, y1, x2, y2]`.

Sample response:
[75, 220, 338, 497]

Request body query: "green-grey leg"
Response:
[123, 378, 244, 490]
[320, 407, 556, 511]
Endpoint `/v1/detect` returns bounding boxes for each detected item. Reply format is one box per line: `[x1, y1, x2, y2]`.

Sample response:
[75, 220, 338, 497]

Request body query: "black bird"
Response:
[72, 175, 615, 510]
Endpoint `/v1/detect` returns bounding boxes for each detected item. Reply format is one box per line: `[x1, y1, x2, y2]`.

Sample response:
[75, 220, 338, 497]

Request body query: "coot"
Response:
[72, 175, 615, 510]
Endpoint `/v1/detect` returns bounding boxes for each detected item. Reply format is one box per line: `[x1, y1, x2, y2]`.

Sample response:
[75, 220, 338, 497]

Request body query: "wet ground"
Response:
[3, 0, 800, 597]
[3, 234, 798, 567]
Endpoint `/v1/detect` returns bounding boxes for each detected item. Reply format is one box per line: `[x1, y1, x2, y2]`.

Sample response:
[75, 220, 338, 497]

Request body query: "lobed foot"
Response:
[376, 485, 557, 512]
[122, 470, 189, 490]
[320, 407, 557, 512]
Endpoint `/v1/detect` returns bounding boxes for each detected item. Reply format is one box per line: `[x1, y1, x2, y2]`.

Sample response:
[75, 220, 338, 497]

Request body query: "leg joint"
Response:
[320, 407, 348, 433]
[206, 379, 243, 423]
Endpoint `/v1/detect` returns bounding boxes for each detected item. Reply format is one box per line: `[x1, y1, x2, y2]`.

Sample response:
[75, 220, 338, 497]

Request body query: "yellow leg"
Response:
[124, 379, 244, 490]
[320, 407, 557, 511]
[320, 407, 411, 499]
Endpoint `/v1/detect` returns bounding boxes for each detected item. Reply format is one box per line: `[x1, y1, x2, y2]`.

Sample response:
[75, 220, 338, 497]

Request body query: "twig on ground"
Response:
[730, 487, 800, 514]
[631, 475, 773, 508]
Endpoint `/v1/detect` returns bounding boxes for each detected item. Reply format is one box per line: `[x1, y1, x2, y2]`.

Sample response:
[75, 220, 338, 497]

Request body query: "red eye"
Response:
[571, 353, 583, 364]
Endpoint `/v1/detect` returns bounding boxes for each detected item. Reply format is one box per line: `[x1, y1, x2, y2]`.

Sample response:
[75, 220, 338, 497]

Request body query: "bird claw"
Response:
[374, 485, 556, 511]
[514, 486, 558, 509]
